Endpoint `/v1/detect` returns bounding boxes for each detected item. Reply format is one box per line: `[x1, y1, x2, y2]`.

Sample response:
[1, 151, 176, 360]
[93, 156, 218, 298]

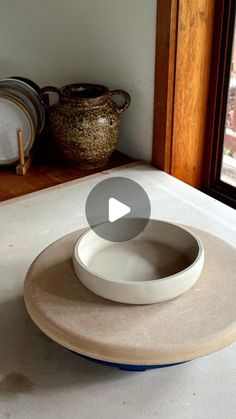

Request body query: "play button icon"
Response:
[108, 198, 131, 222]
[85, 177, 151, 242]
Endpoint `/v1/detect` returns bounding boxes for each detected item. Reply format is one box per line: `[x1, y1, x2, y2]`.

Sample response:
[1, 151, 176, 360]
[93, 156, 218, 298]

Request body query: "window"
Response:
[204, 0, 236, 208]
[221, 26, 236, 187]
[153, 0, 236, 208]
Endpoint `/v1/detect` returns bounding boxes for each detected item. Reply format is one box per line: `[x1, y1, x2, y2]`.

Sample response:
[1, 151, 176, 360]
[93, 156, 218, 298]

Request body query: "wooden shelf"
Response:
[0, 144, 133, 202]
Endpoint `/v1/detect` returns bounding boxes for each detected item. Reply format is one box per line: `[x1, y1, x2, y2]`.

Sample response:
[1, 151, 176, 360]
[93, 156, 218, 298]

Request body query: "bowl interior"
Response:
[76, 220, 200, 282]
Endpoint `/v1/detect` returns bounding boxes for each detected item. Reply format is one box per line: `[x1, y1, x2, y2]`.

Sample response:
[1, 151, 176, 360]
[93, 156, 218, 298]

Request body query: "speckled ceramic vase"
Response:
[41, 83, 130, 168]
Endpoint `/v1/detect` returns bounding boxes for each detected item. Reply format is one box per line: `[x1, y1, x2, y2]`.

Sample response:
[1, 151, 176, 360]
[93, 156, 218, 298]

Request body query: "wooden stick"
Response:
[17, 130, 25, 165]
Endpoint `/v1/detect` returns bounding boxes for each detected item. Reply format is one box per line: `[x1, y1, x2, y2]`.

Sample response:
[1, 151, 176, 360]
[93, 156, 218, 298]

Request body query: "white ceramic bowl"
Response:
[73, 219, 204, 304]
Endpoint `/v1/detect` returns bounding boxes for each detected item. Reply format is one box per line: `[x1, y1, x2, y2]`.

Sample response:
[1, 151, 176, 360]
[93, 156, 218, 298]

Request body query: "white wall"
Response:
[0, 0, 156, 161]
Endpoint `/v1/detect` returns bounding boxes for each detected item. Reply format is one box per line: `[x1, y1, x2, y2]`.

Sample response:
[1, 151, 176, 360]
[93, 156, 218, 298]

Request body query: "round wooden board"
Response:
[24, 226, 236, 365]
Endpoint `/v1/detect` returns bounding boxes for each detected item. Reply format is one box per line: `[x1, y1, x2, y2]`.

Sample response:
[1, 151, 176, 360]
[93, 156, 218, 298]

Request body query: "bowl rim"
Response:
[73, 219, 204, 285]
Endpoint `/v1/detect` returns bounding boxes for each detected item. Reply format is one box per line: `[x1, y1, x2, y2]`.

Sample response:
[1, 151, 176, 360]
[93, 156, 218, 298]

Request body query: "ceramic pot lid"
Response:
[24, 226, 236, 366]
[0, 93, 35, 165]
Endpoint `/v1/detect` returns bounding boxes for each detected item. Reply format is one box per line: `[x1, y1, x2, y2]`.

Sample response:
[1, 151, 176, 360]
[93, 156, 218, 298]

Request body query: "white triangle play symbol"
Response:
[108, 197, 131, 223]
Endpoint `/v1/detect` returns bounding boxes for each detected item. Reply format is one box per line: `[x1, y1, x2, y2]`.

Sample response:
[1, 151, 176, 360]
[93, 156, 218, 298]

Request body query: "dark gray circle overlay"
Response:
[85, 177, 151, 242]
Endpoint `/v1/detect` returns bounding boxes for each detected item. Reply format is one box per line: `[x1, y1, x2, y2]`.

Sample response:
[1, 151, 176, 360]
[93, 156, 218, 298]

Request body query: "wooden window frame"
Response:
[152, 0, 178, 174]
[152, 0, 236, 210]
[153, 0, 215, 189]
[203, 0, 236, 208]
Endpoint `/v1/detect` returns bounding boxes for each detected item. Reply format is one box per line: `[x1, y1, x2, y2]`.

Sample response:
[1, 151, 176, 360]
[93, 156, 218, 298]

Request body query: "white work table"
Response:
[0, 163, 235, 419]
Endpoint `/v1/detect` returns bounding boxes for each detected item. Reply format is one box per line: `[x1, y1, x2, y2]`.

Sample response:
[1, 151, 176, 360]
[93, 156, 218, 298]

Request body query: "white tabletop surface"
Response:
[0, 163, 236, 419]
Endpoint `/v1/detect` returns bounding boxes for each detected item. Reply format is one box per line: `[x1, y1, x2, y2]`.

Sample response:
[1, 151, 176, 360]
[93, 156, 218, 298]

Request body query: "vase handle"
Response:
[40, 86, 61, 106]
[109, 90, 131, 114]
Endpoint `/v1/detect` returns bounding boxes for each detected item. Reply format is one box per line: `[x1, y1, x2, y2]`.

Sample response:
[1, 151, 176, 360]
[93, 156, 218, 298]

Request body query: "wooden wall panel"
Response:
[171, 0, 215, 187]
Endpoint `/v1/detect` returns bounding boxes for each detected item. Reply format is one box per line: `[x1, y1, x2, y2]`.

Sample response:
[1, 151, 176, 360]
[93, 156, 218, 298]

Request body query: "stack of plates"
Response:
[0, 77, 45, 165]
